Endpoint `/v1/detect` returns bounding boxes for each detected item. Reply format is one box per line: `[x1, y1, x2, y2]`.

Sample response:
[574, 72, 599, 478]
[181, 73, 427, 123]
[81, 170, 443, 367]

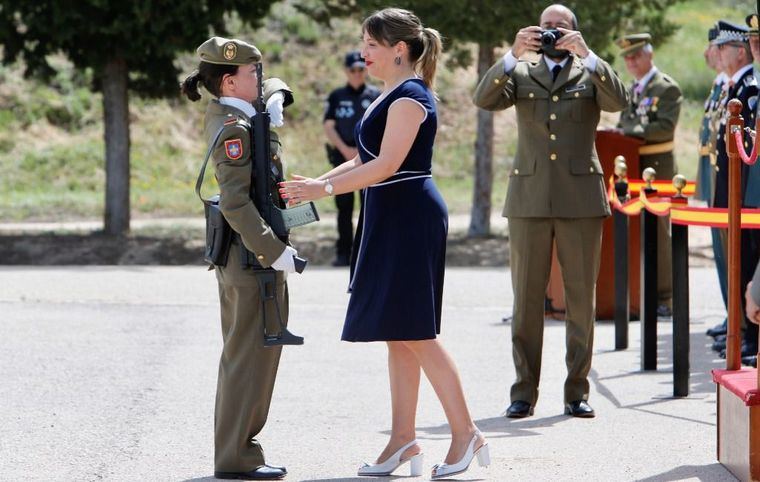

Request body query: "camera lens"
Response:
[541, 31, 557, 46]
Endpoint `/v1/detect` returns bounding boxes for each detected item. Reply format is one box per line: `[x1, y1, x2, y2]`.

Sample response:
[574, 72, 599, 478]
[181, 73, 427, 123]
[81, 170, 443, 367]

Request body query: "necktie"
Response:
[552, 64, 562, 81]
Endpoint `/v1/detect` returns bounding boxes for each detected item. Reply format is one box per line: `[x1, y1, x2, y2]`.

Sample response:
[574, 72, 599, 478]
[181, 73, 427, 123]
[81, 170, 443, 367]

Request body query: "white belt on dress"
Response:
[370, 170, 432, 187]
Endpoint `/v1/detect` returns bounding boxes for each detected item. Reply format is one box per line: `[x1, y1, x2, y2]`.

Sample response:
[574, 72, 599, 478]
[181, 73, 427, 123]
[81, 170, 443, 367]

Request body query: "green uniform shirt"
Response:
[473, 54, 629, 218]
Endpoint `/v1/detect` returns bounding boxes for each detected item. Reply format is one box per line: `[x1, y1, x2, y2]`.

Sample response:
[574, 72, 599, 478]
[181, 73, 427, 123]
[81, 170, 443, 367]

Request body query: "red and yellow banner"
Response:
[607, 176, 760, 228]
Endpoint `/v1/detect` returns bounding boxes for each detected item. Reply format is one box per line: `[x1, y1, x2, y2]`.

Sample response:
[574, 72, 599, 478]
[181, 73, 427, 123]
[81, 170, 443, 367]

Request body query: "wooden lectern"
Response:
[546, 130, 643, 320]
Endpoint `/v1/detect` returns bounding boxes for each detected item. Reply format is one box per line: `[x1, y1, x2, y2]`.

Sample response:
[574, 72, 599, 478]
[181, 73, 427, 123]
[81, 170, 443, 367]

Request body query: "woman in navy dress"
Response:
[280, 8, 489, 480]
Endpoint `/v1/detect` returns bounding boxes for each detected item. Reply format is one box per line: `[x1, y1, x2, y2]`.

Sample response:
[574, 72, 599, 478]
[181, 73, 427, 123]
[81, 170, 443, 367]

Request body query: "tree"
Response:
[300, 0, 683, 236]
[0, 0, 278, 235]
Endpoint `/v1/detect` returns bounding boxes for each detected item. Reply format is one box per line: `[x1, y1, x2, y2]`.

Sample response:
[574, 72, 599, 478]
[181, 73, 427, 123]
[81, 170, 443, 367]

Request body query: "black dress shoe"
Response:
[714, 334, 727, 343]
[719, 342, 758, 359]
[564, 400, 595, 418]
[742, 355, 758, 367]
[712, 339, 727, 352]
[706, 320, 728, 338]
[506, 400, 534, 418]
[657, 305, 672, 318]
[215, 465, 287, 480]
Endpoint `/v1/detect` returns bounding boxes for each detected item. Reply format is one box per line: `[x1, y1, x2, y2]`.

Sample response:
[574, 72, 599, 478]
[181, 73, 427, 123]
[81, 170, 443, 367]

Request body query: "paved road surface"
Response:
[0, 266, 734, 481]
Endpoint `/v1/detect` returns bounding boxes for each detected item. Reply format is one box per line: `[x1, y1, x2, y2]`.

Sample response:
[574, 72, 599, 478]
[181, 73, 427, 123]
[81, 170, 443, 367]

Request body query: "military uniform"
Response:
[616, 33, 683, 310]
[712, 21, 760, 358]
[196, 37, 295, 478]
[473, 50, 628, 406]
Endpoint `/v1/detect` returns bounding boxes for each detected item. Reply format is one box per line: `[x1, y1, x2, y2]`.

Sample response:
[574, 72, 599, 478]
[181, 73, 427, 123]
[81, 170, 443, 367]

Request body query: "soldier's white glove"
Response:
[271, 245, 297, 273]
[266, 92, 285, 128]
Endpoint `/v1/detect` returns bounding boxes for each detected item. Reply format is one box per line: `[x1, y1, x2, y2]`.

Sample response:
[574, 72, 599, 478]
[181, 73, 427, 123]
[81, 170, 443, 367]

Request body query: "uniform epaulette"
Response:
[222, 113, 251, 131]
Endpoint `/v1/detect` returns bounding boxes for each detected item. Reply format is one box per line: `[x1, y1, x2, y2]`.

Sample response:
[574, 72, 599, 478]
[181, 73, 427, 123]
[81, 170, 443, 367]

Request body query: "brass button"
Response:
[550, 134, 557, 140]
[550, 113, 557, 120]
[601, 75, 606, 81]
[589, 167, 595, 173]
[257, 255, 264, 261]
[273, 155, 279, 160]
[514, 168, 520, 174]
[494, 78, 500, 85]
[552, 95, 559, 102]
[574, 92, 580, 98]
[550, 153, 557, 160]
[529, 92, 535, 98]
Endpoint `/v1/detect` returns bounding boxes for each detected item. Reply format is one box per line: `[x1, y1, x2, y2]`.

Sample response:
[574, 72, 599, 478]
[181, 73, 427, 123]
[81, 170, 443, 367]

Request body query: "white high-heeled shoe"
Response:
[357, 439, 424, 477]
[431, 431, 490, 480]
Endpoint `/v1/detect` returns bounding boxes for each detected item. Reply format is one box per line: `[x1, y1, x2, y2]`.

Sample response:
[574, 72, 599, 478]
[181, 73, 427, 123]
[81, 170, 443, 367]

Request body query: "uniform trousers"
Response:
[214, 242, 288, 472]
[508, 216, 604, 405]
[328, 147, 356, 257]
[718, 228, 760, 348]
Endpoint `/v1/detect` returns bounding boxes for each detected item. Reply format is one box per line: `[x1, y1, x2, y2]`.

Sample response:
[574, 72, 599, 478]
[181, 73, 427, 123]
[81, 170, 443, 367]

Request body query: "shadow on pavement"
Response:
[633, 462, 732, 481]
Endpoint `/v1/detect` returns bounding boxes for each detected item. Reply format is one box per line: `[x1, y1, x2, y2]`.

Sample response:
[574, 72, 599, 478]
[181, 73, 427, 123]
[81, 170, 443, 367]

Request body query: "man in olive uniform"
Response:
[615, 33, 683, 317]
[711, 21, 760, 362]
[473, 4, 628, 418]
[197, 37, 298, 480]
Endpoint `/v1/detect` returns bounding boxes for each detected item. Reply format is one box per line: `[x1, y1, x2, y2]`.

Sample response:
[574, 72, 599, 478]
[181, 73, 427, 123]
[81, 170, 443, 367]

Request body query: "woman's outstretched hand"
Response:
[279, 174, 328, 206]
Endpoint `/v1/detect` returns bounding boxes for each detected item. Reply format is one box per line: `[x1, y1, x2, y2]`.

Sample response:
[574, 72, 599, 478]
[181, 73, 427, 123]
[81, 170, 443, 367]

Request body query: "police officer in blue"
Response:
[323, 51, 381, 266]
[711, 19, 760, 364]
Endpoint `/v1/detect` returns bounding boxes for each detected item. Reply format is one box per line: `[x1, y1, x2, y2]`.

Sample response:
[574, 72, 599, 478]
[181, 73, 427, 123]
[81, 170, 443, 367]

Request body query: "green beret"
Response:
[197, 36, 261, 65]
[616, 33, 652, 56]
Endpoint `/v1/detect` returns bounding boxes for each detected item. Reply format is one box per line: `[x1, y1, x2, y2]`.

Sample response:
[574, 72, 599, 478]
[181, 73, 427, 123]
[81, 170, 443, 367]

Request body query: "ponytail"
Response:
[417, 27, 442, 90]
[180, 70, 202, 101]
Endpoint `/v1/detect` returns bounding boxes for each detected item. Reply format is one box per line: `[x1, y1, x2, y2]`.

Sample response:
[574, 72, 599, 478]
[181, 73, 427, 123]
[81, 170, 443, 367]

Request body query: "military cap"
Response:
[708, 25, 719, 42]
[344, 51, 365, 69]
[712, 20, 750, 45]
[197, 36, 261, 65]
[616, 33, 652, 56]
[747, 14, 759, 35]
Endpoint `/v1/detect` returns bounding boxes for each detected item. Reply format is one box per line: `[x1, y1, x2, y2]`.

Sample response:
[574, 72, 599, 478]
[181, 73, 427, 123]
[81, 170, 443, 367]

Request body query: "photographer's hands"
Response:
[511, 26, 590, 59]
[555, 28, 590, 59]
[512, 26, 542, 58]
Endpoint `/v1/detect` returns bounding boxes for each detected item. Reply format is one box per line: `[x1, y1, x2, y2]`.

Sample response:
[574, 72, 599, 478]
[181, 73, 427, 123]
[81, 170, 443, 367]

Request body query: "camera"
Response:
[539, 29, 566, 58]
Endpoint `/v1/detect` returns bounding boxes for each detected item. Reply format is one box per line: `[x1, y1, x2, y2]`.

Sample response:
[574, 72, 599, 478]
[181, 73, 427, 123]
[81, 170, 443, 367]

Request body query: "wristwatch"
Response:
[324, 179, 334, 195]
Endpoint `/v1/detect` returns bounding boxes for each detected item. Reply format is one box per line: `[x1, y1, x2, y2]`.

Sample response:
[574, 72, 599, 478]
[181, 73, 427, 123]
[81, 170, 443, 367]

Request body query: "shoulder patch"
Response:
[224, 139, 243, 160]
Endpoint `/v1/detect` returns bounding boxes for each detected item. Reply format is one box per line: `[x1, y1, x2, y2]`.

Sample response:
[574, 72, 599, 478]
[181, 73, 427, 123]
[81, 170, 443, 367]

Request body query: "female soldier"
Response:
[181, 36, 298, 481]
[280, 9, 489, 480]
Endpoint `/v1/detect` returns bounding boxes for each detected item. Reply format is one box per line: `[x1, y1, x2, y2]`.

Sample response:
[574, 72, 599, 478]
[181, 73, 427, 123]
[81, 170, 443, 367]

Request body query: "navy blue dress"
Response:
[341, 78, 449, 342]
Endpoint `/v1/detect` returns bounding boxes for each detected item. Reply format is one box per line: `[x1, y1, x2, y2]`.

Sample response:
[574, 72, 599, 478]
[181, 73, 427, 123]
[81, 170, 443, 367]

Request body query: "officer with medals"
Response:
[323, 51, 380, 266]
[614, 33, 683, 318]
[701, 25, 731, 341]
[473, 4, 628, 419]
[181, 37, 298, 480]
[710, 21, 760, 365]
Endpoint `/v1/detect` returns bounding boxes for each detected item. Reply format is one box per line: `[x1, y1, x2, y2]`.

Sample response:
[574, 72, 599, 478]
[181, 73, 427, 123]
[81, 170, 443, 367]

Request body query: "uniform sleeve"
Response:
[323, 91, 337, 122]
[263, 77, 294, 108]
[213, 123, 286, 267]
[640, 83, 682, 142]
[473, 58, 518, 111]
[591, 59, 629, 113]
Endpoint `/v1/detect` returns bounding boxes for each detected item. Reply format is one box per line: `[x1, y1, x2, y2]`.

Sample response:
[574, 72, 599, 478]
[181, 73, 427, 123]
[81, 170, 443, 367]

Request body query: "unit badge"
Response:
[223, 42, 237, 61]
[225, 139, 243, 160]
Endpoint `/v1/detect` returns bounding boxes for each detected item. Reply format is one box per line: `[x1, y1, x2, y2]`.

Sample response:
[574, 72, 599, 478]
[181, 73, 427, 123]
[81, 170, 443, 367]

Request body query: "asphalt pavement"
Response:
[0, 266, 736, 481]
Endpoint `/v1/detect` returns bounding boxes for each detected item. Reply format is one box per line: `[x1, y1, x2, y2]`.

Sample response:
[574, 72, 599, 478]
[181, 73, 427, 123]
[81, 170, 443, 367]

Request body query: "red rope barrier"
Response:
[733, 129, 758, 165]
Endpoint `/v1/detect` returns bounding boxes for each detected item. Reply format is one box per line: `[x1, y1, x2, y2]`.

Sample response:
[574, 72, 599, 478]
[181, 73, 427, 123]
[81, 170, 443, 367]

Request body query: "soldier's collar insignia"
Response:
[224, 138, 243, 160]
[223, 42, 237, 61]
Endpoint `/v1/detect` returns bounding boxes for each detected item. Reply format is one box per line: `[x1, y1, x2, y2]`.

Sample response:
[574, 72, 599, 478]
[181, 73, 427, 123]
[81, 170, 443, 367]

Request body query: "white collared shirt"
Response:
[502, 49, 599, 74]
[729, 63, 754, 87]
[634, 65, 659, 93]
[219, 96, 257, 118]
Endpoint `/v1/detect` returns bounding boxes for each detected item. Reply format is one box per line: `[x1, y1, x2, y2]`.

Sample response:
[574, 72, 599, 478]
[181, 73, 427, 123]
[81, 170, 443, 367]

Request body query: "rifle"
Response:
[250, 62, 319, 346]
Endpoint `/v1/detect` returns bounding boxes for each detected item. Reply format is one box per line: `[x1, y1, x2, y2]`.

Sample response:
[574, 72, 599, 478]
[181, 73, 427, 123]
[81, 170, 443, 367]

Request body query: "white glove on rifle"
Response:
[271, 245, 298, 273]
[266, 92, 285, 128]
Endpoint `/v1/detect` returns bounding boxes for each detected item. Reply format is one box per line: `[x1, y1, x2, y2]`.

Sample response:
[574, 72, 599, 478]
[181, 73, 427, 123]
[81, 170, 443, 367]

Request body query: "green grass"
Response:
[0, 0, 753, 222]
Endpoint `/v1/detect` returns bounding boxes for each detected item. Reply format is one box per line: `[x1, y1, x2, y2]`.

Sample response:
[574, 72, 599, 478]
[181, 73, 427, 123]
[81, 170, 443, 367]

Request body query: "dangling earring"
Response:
[394, 56, 401, 65]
